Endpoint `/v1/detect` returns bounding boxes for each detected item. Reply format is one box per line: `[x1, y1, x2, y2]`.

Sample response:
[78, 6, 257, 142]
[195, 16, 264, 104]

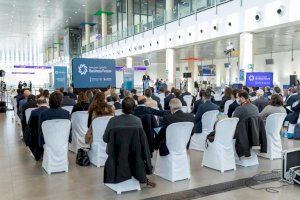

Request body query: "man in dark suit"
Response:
[154, 98, 195, 156]
[286, 87, 300, 107]
[28, 98, 48, 161]
[67, 87, 77, 100]
[61, 92, 76, 107]
[134, 96, 167, 117]
[228, 89, 240, 117]
[194, 90, 218, 133]
[38, 92, 70, 146]
[164, 88, 175, 110]
[21, 94, 38, 142]
[174, 89, 187, 107]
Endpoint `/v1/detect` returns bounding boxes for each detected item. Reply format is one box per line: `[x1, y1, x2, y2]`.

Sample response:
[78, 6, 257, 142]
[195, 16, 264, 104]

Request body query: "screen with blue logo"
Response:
[72, 58, 116, 88]
[54, 66, 68, 89]
[246, 72, 273, 87]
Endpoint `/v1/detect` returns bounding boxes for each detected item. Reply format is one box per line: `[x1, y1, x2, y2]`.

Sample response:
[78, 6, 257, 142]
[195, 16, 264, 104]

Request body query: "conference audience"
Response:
[228, 89, 240, 118]
[67, 86, 77, 100]
[144, 89, 158, 109]
[164, 88, 175, 110]
[61, 92, 76, 107]
[192, 89, 205, 114]
[233, 91, 259, 121]
[194, 90, 218, 133]
[150, 87, 162, 110]
[28, 98, 49, 161]
[273, 86, 282, 97]
[219, 87, 232, 112]
[38, 91, 70, 146]
[253, 89, 268, 112]
[111, 93, 122, 110]
[134, 96, 166, 117]
[174, 89, 187, 107]
[263, 87, 272, 98]
[259, 94, 286, 121]
[18, 89, 31, 116]
[154, 98, 195, 156]
[71, 92, 90, 114]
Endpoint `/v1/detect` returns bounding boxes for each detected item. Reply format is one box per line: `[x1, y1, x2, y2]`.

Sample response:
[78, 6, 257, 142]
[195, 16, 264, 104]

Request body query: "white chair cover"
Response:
[158, 93, 165, 110]
[105, 177, 141, 194]
[115, 109, 123, 116]
[62, 106, 73, 114]
[69, 111, 89, 153]
[88, 116, 112, 167]
[154, 122, 194, 182]
[202, 118, 239, 172]
[224, 100, 234, 115]
[287, 113, 300, 133]
[181, 106, 189, 113]
[183, 95, 193, 112]
[258, 113, 287, 160]
[233, 140, 259, 167]
[190, 110, 219, 151]
[42, 119, 71, 174]
[25, 107, 37, 124]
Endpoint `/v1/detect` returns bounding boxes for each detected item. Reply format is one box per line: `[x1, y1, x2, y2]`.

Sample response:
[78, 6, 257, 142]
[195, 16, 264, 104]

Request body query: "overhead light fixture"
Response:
[82, 4, 86, 7]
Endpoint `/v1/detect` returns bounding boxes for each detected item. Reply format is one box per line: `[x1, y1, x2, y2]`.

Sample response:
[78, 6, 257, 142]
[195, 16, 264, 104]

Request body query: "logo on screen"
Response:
[78, 64, 88, 75]
[249, 75, 255, 81]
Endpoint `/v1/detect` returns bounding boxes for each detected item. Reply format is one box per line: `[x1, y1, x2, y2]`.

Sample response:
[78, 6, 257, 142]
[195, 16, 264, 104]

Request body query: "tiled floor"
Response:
[1, 111, 300, 200]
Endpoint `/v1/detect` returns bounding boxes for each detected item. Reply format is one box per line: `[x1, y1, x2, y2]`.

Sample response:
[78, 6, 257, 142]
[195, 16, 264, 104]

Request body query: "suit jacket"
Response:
[219, 96, 231, 112]
[164, 94, 174, 110]
[155, 110, 195, 156]
[134, 105, 166, 117]
[113, 102, 122, 110]
[67, 92, 77, 100]
[61, 96, 76, 107]
[28, 106, 48, 161]
[182, 91, 191, 96]
[194, 100, 218, 133]
[38, 108, 70, 146]
[71, 102, 89, 114]
[253, 97, 269, 112]
[234, 116, 267, 157]
[233, 103, 259, 123]
[228, 100, 239, 118]
[151, 94, 162, 110]
[192, 99, 203, 114]
[286, 93, 300, 107]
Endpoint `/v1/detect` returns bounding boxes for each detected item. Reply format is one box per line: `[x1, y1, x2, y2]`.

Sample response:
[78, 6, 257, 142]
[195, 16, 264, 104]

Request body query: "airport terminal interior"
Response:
[1, 0, 300, 199]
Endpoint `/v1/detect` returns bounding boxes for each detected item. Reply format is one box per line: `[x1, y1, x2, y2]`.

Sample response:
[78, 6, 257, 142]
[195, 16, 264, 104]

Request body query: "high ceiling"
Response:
[0, 0, 115, 53]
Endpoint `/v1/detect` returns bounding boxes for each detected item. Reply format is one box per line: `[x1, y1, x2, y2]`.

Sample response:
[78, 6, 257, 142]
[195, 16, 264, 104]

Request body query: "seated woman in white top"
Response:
[259, 94, 286, 121]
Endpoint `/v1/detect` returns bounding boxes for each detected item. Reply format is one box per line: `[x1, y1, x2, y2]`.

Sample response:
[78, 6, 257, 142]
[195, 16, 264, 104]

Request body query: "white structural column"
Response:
[126, 56, 133, 69]
[101, 13, 108, 44]
[166, 48, 175, 85]
[166, 0, 175, 22]
[85, 24, 91, 51]
[239, 33, 253, 77]
[127, 0, 133, 29]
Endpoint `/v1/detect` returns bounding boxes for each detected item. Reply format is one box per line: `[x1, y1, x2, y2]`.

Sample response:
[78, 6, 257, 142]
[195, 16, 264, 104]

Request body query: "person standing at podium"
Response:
[142, 72, 150, 92]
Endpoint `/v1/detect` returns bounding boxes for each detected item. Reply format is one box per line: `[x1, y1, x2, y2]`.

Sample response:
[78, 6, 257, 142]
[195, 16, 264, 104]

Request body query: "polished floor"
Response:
[1, 111, 300, 200]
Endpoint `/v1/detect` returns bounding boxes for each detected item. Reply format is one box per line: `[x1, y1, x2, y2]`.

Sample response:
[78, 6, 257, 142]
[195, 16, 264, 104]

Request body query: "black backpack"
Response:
[76, 148, 90, 166]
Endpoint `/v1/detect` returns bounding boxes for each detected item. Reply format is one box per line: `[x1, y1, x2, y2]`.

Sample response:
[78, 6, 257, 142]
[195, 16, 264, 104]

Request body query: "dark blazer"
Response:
[228, 100, 239, 118]
[28, 106, 48, 161]
[103, 126, 152, 184]
[253, 97, 269, 112]
[182, 91, 191, 96]
[21, 101, 38, 143]
[61, 96, 76, 107]
[233, 103, 259, 123]
[219, 96, 231, 112]
[234, 116, 267, 157]
[113, 102, 122, 110]
[155, 110, 195, 156]
[151, 94, 162, 110]
[38, 108, 70, 146]
[194, 100, 218, 133]
[67, 92, 77, 100]
[192, 99, 203, 114]
[286, 93, 300, 107]
[164, 94, 175, 110]
[134, 105, 166, 117]
[71, 102, 89, 114]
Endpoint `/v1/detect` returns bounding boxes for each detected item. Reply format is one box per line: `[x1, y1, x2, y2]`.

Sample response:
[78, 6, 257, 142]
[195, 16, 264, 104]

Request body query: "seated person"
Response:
[149, 87, 163, 110]
[38, 92, 71, 146]
[192, 90, 205, 114]
[111, 93, 122, 110]
[286, 87, 300, 107]
[131, 89, 138, 101]
[194, 90, 218, 133]
[28, 98, 49, 161]
[21, 94, 38, 135]
[61, 92, 76, 107]
[154, 98, 195, 156]
[228, 89, 240, 118]
[164, 88, 175, 110]
[219, 87, 232, 112]
[144, 89, 158, 109]
[253, 89, 269, 112]
[259, 94, 286, 121]
[174, 89, 187, 107]
[36, 88, 44, 98]
[263, 86, 272, 99]
[134, 96, 167, 117]
[18, 89, 31, 117]
[233, 91, 259, 122]
[71, 92, 90, 114]
[67, 86, 77, 100]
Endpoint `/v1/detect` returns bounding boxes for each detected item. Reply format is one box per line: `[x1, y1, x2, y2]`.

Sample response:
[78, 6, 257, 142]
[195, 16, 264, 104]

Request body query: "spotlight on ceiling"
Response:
[255, 12, 263, 22]
[277, 6, 285, 16]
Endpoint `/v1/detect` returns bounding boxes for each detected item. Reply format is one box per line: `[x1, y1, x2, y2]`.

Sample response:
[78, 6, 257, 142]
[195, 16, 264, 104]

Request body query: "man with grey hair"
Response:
[28, 98, 49, 161]
[67, 86, 77, 100]
[154, 98, 195, 156]
[253, 89, 268, 112]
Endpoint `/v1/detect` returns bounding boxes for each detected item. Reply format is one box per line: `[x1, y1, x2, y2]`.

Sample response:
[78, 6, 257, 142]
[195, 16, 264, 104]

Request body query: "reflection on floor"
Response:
[1, 111, 300, 200]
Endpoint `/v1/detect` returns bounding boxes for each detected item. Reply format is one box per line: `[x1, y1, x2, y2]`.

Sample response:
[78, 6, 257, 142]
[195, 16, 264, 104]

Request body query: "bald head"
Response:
[23, 90, 31, 98]
[138, 95, 147, 105]
[169, 98, 182, 114]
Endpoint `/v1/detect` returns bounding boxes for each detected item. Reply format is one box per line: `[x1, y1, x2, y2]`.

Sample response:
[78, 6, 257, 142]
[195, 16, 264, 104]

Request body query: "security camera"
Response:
[277, 6, 285, 16]
[255, 12, 262, 22]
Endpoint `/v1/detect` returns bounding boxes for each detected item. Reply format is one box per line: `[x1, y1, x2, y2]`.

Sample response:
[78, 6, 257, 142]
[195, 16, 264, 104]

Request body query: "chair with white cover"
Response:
[42, 119, 71, 174]
[25, 107, 37, 124]
[233, 142, 259, 167]
[189, 110, 219, 151]
[158, 93, 165, 110]
[224, 100, 234, 115]
[181, 106, 189, 113]
[69, 111, 89, 153]
[183, 95, 193, 112]
[202, 118, 239, 172]
[154, 122, 194, 182]
[258, 113, 287, 160]
[88, 116, 113, 167]
[105, 177, 141, 194]
[115, 109, 123, 116]
[62, 106, 73, 114]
